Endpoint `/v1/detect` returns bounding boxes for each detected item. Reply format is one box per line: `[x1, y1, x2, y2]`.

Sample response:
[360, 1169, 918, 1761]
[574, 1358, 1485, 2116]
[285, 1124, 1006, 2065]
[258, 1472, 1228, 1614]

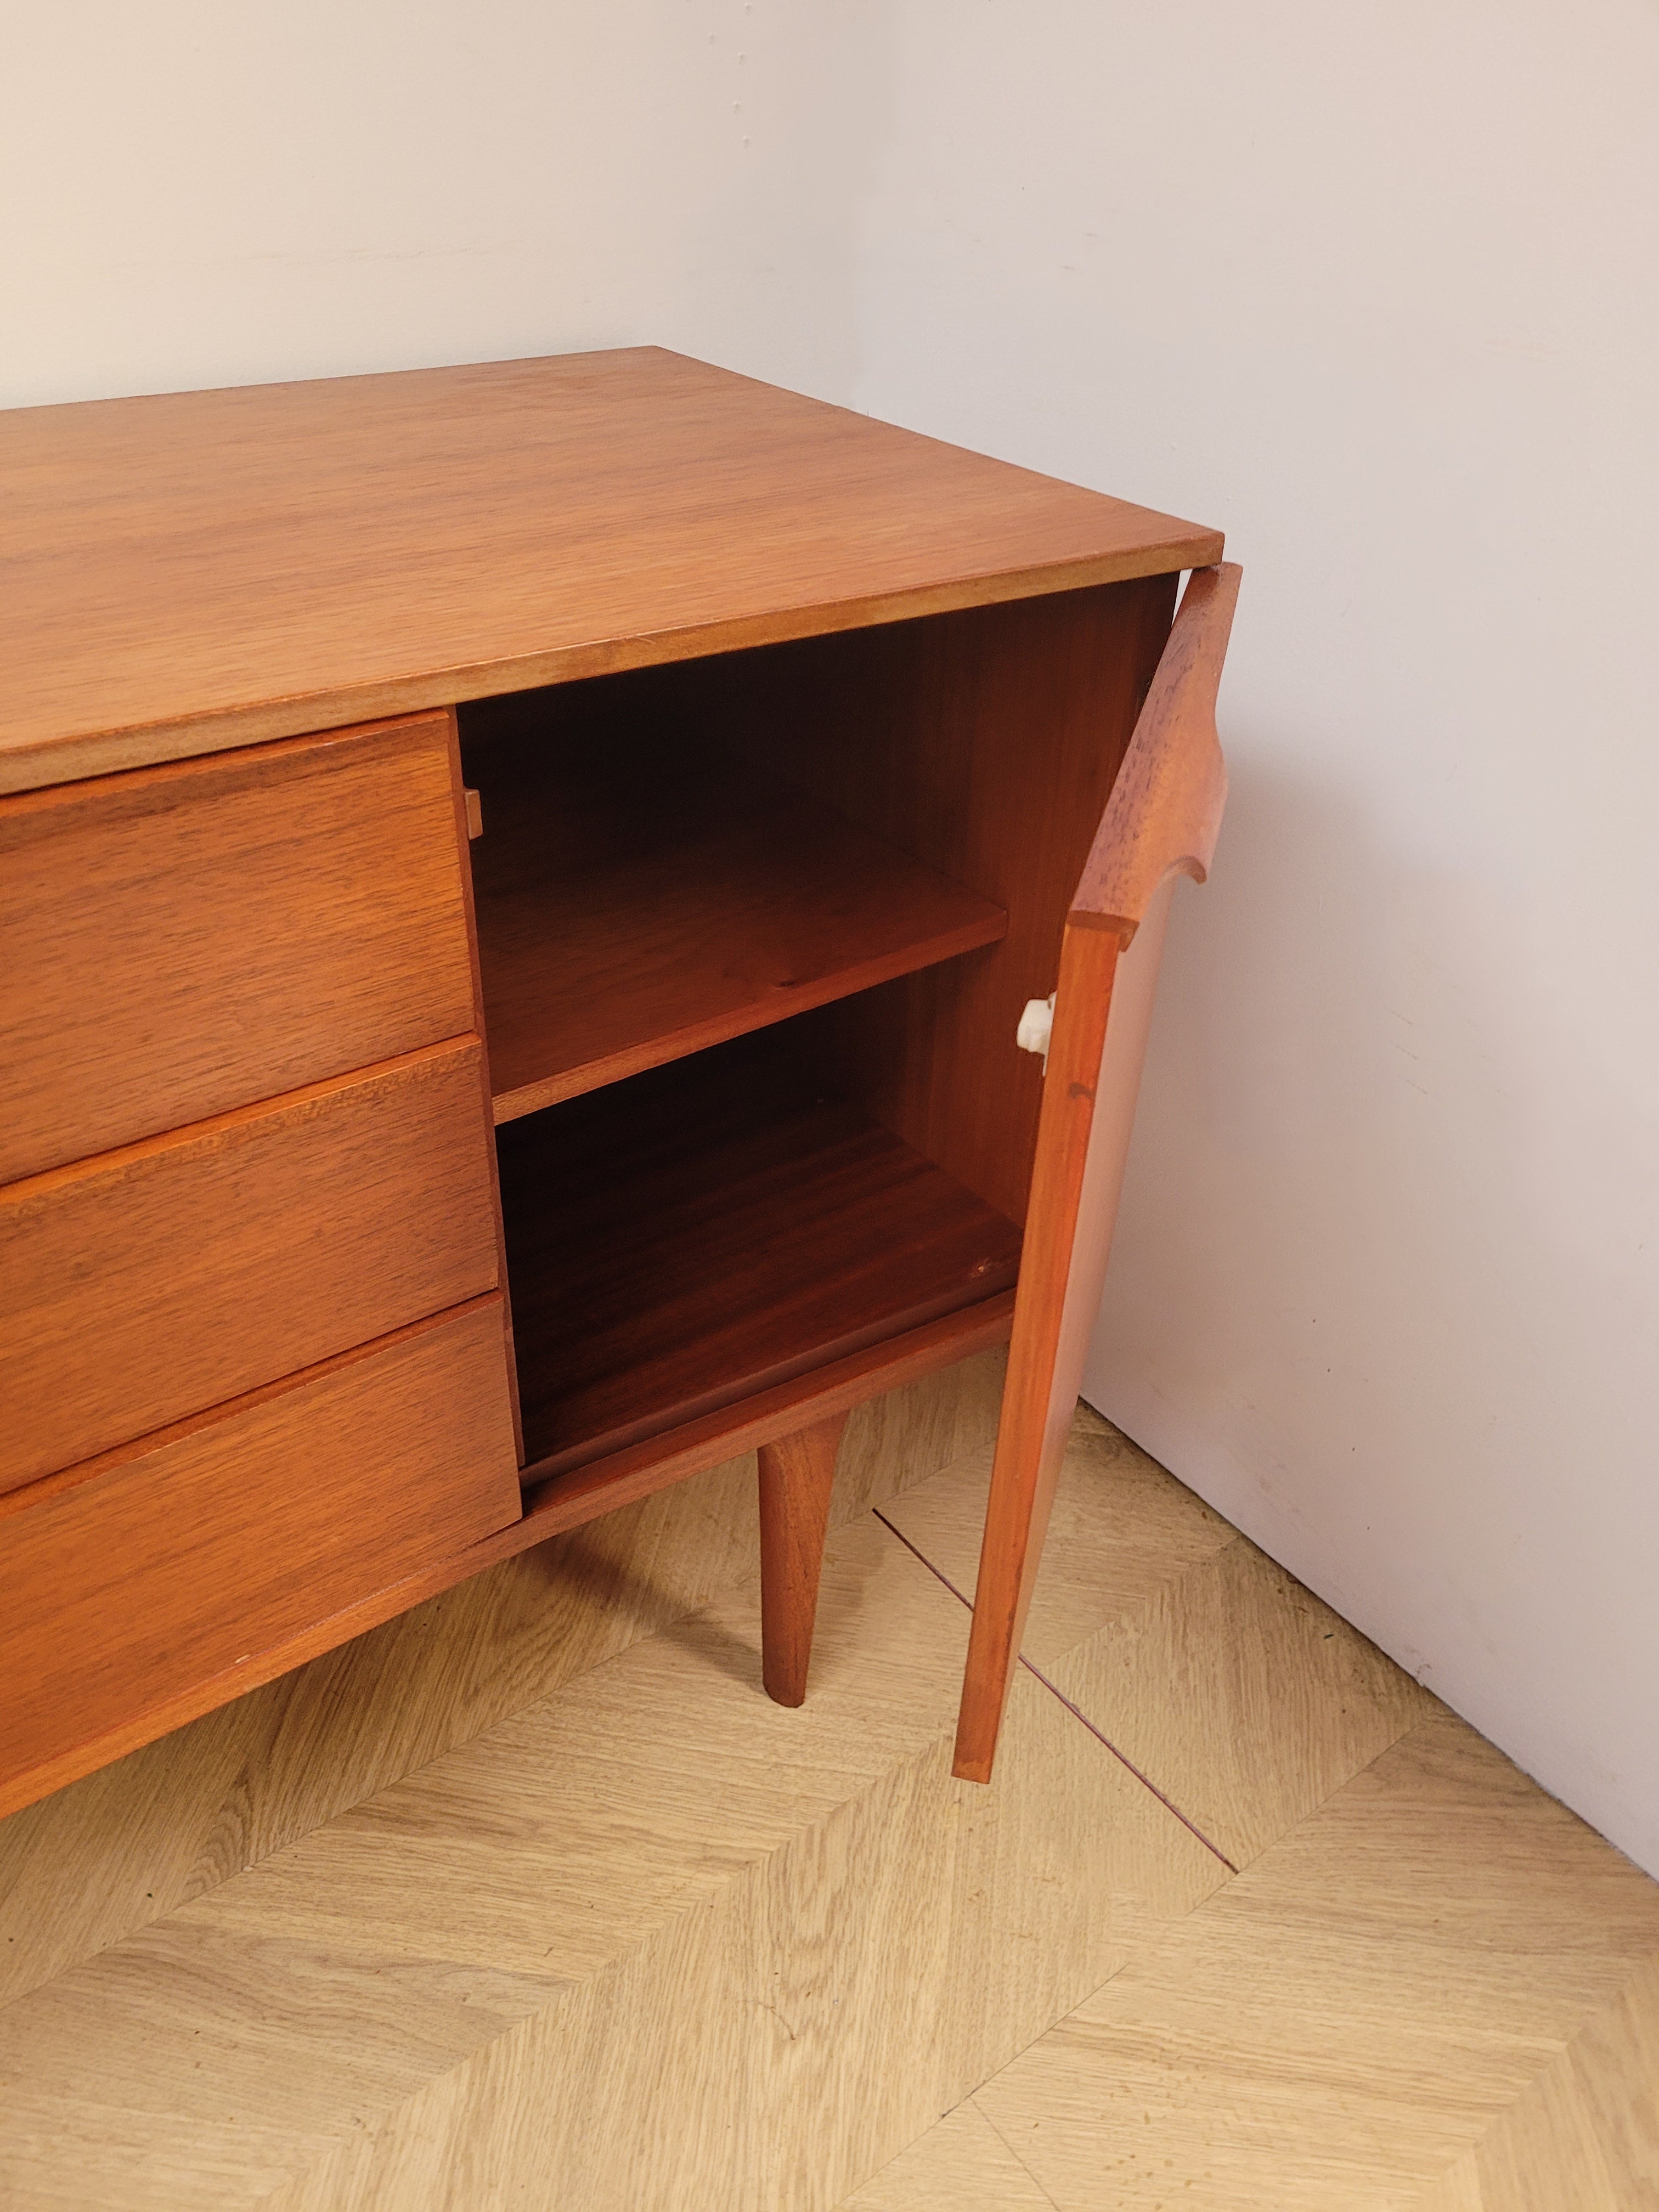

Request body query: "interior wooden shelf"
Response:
[462, 704, 1007, 1122]
[499, 1032, 1023, 1481]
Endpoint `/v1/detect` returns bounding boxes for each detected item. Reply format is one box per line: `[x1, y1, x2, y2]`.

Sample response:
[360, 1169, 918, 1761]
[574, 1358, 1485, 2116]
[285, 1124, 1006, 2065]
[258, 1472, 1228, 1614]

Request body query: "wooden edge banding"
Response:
[1068, 562, 1240, 938]
[0, 704, 458, 814]
[0, 544, 1223, 800]
[442, 710, 525, 1462]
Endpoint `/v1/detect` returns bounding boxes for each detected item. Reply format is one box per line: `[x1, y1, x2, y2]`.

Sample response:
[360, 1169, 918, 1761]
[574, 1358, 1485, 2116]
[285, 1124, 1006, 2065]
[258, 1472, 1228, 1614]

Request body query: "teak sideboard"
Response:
[0, 348, 1227, 1818]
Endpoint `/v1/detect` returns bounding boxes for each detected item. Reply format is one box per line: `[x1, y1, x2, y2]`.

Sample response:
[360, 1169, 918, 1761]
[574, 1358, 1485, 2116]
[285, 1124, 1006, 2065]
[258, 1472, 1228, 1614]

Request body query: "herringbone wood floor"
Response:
[1, 1350, 1654, 2209]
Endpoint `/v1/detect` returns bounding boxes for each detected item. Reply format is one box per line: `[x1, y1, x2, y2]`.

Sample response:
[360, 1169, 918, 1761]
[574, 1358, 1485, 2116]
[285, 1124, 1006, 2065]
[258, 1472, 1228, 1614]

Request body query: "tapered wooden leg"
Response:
[757, 1410, 849, 1706]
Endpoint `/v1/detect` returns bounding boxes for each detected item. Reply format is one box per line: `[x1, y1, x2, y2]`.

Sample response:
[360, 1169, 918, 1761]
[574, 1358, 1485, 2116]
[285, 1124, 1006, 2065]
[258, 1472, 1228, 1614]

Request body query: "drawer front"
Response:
[1, 1039, 499, 1494]
[0, 1297, 522, 1816]
[0, 711, 477, 1183]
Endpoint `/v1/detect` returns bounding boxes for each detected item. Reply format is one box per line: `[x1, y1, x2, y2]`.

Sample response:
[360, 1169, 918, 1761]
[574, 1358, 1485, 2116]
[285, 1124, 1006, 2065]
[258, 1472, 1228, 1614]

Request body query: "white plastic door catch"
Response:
[1017, 993, 1056, 1068]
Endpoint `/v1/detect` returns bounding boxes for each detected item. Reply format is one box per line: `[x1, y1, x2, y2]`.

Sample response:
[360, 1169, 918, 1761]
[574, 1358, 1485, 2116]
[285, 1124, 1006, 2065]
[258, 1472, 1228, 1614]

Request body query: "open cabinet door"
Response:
[952, 563, 1241, 1783]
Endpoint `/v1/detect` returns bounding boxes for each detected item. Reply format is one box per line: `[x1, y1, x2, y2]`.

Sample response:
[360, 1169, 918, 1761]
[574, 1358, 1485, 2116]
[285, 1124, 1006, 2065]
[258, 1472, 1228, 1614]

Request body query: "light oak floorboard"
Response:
[885, 1403, 1434, 1866]
[887, 1404, 1238, 1661]
[0, 1488, 1222, 2212]
[973, 1706, 1659, 2210]
[8, 1395, 1655, 2209]
[837, 2097, 1058, 2211]
[1418, 1953, 1659, 2210]
[0, 1351, 1002, 2009]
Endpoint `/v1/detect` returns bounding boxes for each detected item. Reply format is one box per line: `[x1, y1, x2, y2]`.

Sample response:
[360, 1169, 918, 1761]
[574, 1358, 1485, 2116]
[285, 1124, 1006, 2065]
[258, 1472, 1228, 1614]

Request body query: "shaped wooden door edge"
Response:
[952, 562, 1240, 1782]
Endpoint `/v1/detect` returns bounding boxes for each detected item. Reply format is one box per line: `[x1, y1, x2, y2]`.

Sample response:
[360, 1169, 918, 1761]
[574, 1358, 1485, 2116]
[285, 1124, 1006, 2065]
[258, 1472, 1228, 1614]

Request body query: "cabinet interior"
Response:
[458, 570, 1175, 1492]
[495, 1028, 1023, 1479]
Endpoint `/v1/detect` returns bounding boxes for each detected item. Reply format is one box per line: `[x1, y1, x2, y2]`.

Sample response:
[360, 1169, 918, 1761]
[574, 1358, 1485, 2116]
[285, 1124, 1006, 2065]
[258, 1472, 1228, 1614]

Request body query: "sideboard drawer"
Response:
[0, 1297, 522, 1816]
[0, 1039, 500, 1494]
[0, 711, 478, 1183]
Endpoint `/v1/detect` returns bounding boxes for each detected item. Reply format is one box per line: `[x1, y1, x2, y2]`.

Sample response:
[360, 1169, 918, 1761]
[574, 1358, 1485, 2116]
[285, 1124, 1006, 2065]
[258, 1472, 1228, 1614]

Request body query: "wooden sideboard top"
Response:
[0, 346, 1223, 794]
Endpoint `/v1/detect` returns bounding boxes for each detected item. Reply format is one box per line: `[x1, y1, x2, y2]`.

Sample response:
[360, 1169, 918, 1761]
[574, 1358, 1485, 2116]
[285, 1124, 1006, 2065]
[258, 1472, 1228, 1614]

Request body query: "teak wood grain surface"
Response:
[0, 348, 1221, 794]
[0, 711, 477, 1182]
[0, 1039, 501, 1495]
[1069, 564, 1238, 935]
[0, 1296, 521, 1821]
[513, 1294, 1015, 1538]
[757, 1410, 850, 1707]
[460, 699, 1008, 1119]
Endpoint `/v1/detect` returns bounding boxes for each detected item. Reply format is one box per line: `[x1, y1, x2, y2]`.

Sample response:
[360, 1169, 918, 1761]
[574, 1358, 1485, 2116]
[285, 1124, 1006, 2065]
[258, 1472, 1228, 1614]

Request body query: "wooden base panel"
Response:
[517, 1292, 1015, 1534]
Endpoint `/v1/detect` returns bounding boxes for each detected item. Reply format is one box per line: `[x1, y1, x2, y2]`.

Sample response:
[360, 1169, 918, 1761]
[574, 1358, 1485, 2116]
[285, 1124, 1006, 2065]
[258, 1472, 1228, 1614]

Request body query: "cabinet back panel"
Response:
[703, 577, 1177, 1224]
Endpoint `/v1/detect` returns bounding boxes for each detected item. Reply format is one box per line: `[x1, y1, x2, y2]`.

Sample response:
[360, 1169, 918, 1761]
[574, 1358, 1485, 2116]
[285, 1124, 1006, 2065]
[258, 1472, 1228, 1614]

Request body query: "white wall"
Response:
[0, 0, 887, 407]
[6, 4, 1657, 1872]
